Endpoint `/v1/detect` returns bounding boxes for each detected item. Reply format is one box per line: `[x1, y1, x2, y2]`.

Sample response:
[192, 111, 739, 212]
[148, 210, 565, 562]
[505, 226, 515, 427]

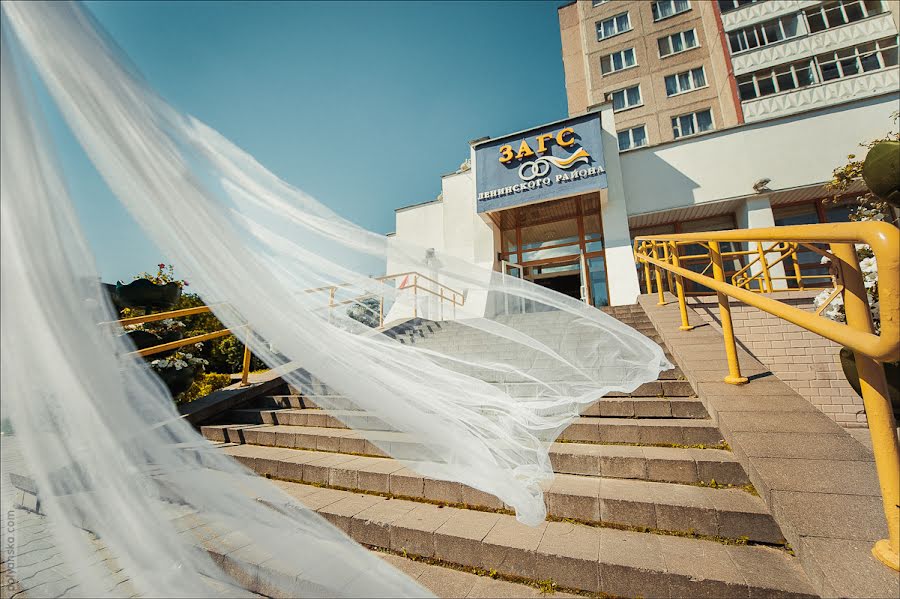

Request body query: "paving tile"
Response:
[598, 478, 657, 530]
[730, 432, 874, 461]
[434, 510, 502, 567]
[598, 528, 668, 599]
[726, 544, 818, 599]
[796, 537, 899, 599]
[351, 498, 419, 548]
[317, 493, 383, 533]
[535, 521, 600, 592]
[416, 564, 478, 598]
[770, 490, 888, 542]
[657, 534, 748, 599]
[546, 475, 600, 522]
[390, 503, 454, 558]
[718, 411, 844, 435]
[480, 517, 548, 578]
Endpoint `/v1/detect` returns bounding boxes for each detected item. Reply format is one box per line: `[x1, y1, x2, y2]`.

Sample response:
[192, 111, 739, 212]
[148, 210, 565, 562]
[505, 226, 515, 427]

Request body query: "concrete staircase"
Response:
[200, 305, 817, 598]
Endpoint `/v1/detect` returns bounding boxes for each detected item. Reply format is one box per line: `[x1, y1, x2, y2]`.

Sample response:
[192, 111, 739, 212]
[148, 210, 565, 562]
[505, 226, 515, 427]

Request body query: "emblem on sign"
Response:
[518, 148, 591, 181]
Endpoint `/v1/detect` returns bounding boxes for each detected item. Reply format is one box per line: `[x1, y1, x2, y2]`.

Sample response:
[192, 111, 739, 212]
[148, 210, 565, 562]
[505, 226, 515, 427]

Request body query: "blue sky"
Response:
[41, 0, 571, 283]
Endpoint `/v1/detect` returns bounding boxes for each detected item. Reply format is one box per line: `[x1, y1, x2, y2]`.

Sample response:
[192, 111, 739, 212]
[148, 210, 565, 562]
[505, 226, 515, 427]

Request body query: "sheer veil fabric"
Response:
[1, 1, 670, 596]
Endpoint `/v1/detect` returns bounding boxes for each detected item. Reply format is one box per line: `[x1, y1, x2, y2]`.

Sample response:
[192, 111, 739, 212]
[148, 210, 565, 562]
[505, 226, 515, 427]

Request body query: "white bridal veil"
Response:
[1, 1, 669, 596]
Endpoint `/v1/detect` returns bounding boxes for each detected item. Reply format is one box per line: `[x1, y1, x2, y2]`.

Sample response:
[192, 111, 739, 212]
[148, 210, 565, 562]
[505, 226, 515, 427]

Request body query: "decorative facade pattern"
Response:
[721, 0, 821, 32]
[741, 67, 900, 121]
[731, 14, 898, 75]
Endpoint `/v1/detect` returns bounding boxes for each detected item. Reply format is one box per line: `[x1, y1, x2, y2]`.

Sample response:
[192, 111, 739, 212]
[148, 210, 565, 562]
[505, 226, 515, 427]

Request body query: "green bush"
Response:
[177, 372, 233, 404]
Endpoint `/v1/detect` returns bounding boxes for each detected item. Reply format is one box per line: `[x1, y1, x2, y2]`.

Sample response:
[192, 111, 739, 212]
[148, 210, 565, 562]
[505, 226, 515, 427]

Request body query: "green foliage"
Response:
[177, 372, 233, 404]
[346, 297, 382, 328]
[826, 110, 899, 224]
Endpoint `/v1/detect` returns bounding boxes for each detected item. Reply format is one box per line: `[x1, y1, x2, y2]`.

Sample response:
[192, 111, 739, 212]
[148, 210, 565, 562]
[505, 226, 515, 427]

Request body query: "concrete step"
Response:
[269, 479, 815, 598]
[219, 444, 776, 543]
[374, 551, 583, 598]
[227, 397, 708, 431]
[559, 417, 723, 446]
[548, 443, 747, 485]
[203, 415, 723, 450]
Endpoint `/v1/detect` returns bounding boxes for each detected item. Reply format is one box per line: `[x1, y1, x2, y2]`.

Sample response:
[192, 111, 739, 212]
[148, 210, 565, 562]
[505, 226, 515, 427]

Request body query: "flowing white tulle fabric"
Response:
[1, 1, 670, 596]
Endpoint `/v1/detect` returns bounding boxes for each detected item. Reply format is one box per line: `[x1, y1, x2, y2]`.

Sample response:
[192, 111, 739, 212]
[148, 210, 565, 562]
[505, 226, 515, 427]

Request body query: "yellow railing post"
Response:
[790, 244, 804, 290]
[662, 242, 675, 295]
[832, 243, 900, 571]
[757, 243, 773, 293]
[652, 242, 667, 305]
[240, 342, 251, 387]
[670, 241, 693, 331]
[641, 243, 653, 295]
[709, 240, 748, 385]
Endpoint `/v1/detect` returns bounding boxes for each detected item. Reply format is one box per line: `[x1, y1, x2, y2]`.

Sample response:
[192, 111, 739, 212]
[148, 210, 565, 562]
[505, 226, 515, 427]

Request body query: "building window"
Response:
[728, 14, 801, 54]
[671, 109, 713, 139]
[652, 0, 691, 21]
[600, 48, 637, 74]
[592, 0, 611, 5]
[737, 60, 817, 100]
[816, 37, 899, 82]
[805, 1, 888, 34]
[658, 29, 699, 58]
[617, 125, 648, 151]
[718, 0, 758, 13]
[609, 85, 642, 111]
[664, 66, 707, 96]
[597, 12, 631, 41]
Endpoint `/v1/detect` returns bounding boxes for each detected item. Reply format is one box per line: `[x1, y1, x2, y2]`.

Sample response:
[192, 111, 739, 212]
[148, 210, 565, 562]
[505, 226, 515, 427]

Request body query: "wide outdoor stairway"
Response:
[201, 305, 817, 598]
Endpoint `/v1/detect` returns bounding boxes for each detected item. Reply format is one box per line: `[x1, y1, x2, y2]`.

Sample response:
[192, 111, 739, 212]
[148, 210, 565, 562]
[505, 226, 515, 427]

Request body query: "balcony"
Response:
[732, 13, 898, 75]
[721, 0, 820, 31]
[741, 66, 900, 122]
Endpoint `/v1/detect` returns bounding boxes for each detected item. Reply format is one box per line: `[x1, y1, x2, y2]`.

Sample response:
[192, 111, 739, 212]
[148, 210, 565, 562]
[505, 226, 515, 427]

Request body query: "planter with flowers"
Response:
[150, 351, 209, 397]
[107, 263, 188, 311]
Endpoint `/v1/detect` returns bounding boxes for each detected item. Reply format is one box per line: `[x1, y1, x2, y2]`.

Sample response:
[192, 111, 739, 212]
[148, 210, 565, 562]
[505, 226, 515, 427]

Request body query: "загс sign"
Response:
[474, 111, 607, 213]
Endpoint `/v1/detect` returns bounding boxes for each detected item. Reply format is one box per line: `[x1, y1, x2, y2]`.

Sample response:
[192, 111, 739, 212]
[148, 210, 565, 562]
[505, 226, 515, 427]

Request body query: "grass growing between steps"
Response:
[263, 474, 784, 549]
[367, 545, 614, 598]
[556, 439, 732, 451]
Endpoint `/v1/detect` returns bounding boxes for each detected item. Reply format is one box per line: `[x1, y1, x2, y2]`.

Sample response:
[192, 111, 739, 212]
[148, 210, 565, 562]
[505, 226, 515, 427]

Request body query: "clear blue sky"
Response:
[41, 0, 571, 284]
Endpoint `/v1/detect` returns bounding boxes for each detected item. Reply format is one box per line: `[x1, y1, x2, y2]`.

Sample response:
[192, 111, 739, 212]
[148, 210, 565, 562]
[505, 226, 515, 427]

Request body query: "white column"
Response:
[736, 196, 788, 291]
[598, 103, 641, 306]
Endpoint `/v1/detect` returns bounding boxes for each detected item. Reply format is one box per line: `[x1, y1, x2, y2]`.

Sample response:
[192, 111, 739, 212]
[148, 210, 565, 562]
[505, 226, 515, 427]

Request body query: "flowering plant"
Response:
[150, 350, 208, 372]
[813, 239, 880, 334]
[135, 263, 189, 288]
[124, 318, 186, 335]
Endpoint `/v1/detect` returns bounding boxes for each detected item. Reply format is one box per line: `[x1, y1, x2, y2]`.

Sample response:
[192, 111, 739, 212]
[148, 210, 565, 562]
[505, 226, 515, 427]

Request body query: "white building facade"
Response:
[389, 91, 898, 308]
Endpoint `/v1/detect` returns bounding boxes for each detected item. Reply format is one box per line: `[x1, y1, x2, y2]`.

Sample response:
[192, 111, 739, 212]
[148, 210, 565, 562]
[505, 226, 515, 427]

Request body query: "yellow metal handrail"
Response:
[107, 305, 255, 387]
[107, 271, 466, 388]
[634, 222, 899, 572]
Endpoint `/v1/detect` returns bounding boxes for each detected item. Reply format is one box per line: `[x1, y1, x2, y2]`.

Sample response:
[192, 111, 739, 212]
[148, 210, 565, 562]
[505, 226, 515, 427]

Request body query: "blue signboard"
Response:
[474, 111, 607, 213]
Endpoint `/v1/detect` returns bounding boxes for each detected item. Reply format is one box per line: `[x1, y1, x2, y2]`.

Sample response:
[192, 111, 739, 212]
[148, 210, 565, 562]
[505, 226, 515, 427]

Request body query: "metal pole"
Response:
[652, 242, 666, 305]
[670, 242, 693, 331]
[757, 243, 773, 293]
[709, 240, 748, 384]
[832, 243, 899, 571]
[240, 342, 252, 387]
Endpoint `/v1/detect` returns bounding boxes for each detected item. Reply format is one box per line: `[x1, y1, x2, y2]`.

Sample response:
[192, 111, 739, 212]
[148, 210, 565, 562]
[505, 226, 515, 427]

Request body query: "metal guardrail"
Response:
[107, 271, 465, 388]
[634, 222, 899, 572]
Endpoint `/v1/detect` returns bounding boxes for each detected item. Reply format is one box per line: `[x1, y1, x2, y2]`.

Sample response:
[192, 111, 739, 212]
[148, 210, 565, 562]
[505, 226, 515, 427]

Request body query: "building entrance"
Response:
[490, 193, 609, 307]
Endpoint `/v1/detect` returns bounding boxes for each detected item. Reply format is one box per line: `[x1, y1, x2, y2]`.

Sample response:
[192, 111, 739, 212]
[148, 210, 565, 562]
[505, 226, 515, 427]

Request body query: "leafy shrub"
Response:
[177, 372, 233, 404]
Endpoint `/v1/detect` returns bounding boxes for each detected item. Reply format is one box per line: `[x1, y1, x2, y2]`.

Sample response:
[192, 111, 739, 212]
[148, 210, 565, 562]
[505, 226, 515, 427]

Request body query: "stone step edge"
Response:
[369, 546, 586, 598]
[219, 445, 776, 545]
[274, 480, 815, 598]
[204, 423, 732, 453]
[219, 440, 751, 493]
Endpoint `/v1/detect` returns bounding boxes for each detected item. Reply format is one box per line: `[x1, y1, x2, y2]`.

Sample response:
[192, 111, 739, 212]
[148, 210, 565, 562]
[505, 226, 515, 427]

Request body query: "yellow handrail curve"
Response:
[634, 222, 899, 572]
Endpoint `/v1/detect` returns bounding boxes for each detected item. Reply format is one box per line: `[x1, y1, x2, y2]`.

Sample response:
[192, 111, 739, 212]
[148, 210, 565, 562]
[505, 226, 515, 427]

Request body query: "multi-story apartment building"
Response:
[723, 0, 898, 122]
[559, 0, 899, 148]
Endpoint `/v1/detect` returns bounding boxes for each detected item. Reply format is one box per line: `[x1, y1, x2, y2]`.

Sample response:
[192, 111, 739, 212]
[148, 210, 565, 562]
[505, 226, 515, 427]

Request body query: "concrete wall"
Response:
[620, 93, 899, 217]
[686, 293, 865, 428]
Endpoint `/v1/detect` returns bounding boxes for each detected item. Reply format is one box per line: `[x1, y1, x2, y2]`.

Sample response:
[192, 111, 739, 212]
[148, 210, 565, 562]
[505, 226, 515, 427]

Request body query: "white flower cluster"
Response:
[813, 242, 880, 334]
[150, 351, 209, 371]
